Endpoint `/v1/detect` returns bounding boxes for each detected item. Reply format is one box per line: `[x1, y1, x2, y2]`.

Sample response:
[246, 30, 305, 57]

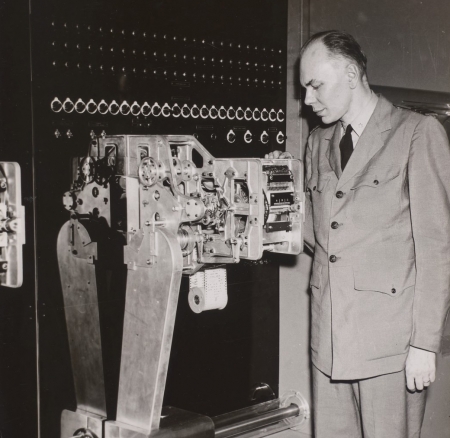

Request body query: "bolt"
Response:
[145, 221, 150, 226]
[1, 262, 8, 270]
[146, 259, 151, 265]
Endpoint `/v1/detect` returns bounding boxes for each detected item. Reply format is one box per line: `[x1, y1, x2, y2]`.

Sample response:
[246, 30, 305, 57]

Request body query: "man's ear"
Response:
[347, 64, 359, 89]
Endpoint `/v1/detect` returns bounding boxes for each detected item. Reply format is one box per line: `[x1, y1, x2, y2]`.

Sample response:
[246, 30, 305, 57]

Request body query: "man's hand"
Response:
[264, 150, 293, 159]
[405, 346, 436, 391]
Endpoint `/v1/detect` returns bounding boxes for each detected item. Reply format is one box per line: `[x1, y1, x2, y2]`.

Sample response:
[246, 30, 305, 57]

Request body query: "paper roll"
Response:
[188, 268, 228, 313]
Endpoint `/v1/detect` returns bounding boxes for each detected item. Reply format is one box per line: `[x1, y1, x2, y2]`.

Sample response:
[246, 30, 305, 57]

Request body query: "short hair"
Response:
[301, 30, 368, 79]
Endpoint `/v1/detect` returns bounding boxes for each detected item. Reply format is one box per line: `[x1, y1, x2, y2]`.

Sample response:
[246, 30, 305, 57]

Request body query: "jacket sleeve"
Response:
[408, 115, 450, 353]
[303, 137, 315, 252]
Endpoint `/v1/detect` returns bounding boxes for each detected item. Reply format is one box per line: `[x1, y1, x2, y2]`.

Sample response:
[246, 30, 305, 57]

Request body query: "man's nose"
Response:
[304, 89, 315, 106]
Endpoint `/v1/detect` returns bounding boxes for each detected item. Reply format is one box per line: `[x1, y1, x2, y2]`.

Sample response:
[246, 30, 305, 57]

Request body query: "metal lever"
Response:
[0, 162, 25, 288]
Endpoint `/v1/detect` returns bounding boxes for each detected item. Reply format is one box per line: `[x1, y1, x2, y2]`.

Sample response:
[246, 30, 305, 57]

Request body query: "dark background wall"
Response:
[309, 0, 450, 92]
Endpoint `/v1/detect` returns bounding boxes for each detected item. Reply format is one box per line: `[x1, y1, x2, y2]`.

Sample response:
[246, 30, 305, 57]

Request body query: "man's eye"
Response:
[312, 85, 320, 90]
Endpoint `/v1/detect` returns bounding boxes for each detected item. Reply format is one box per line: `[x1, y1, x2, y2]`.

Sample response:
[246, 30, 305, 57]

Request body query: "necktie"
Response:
[339, 124, 353, 171]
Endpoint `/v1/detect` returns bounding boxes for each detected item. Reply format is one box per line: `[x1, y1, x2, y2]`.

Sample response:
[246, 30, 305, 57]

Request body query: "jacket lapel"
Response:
[336, 96, 392, 190]
[325, 123, 342, 179]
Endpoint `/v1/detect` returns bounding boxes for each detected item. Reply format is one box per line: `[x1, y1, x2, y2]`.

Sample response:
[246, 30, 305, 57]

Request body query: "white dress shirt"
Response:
[341, 91, 379, 148]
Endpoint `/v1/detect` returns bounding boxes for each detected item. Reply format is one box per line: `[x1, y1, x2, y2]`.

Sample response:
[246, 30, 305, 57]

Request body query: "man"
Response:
[270, 31, 450, 437]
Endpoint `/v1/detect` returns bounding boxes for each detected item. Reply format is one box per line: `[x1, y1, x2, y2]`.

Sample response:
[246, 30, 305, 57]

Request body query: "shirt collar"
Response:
[341, 91, 378, 137]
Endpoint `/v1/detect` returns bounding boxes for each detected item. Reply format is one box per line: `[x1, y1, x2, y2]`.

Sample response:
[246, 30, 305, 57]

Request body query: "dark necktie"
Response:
[339, 124, 353, 171]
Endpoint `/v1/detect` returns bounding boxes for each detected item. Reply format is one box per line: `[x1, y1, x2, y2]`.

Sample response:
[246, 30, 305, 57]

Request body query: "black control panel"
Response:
[32, 1, 288, 436]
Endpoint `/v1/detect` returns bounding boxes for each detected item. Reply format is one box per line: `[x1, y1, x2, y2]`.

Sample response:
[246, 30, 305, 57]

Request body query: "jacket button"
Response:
[331, 221, 339, 229]
[313, 186, 317, 191]
[391, 288, 396, 294]
[336, 191, 343, 198]
[329, 255, 337, 263]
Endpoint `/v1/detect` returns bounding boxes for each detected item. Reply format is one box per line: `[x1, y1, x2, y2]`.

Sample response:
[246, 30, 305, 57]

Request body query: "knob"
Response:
[152, 102, 162, 117]
[51, 97, 63, 113]
[109, 100, 120, 115]
[141, 102, 152, 117]
[181, 104, 190, 118]
[86, 99, 98, 114]
[218, 106, 227, 120]
[63, 98, 74, 113]
[161, 103, 171, 117]
[190, 104, 200, 118]
[276, 131, 286, 144]
[244, 107, 253, 121]
[97, 99, 108, 115]
[277, 109, 285, 122]
[269, 108, 277, 122]
[227, 129, 236, 143]
[209, 105, 218, 119]
[244, 130, 253, 144]
[200, 105, 209, 119]
[253, 108, 261, 121]
[75, 99, 86, 113]
[119, 101, 131, 115]
[260, 131, 269, 144]
[236, 106, 244, 120]
[227, 106, 236, 120]
[130, 101, 141, 116]
[172, 103, 181, 118]
[261, 108, 269, 121]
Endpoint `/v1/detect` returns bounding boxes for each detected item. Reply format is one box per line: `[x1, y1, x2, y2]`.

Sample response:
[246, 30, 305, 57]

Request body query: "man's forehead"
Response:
[300, 43, 344, 83]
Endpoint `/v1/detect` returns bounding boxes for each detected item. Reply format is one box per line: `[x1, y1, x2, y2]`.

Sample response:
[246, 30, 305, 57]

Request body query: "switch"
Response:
[227, 106, 236, 120]
[227, 130, 236, 143]
[209, 105, 218, 119]
[63, 98, 74, 113]
[119, 101, 131, 115]
[151, 102, 162, 117]
[130, 101, 141, 116]
[253, 108, 261, 121]
[181, 104, 190, 118]
[161, 103, 171, 117]
[236, 107, 244, 120]
[51, 97, 63, 113]
[244, 107, 253, 121]
[260, 131, 269, 144]
[269, 109, 277, 122]
[75, 99, 86, 114]
[200, 105, 209, 119]
[87, 99, 98, 114]
[141, 102, 152, 117]
[109, 100, 120, 115]
[172, 103, 181, 118]
[190, 104, 200, 118]
[244, 130, 253, 144]
[277, 109, 285, 122]
[276, 131, 286, 144]
[218, 106, 227, 119]
[261, 108, 269, 121]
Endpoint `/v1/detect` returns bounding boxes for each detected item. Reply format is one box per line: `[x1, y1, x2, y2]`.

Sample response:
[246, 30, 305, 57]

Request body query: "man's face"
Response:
[300, 42, 352, 125]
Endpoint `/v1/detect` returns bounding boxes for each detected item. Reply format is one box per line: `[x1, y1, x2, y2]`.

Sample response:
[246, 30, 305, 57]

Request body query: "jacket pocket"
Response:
[353, 260, 415, 297]
[350, 166, 402, 230]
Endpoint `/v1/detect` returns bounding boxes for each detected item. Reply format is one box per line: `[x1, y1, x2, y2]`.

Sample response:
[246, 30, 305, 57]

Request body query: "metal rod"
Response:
[214, 404, 300, 438]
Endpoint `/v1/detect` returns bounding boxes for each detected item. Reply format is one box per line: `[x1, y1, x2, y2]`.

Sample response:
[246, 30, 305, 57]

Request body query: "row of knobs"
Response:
[53, 128, 286, 144]
[53, 62, 283, 88]
[52, 42, 283, 71]
[50, 97, 285, 122]
[51, 23, 284, 57]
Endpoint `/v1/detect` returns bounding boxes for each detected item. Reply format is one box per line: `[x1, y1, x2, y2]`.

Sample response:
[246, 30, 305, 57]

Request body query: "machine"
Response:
[58, 134, 308, 438]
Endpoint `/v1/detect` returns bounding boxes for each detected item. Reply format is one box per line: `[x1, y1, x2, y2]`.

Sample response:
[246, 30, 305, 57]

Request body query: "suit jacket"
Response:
[304, 95, 450, 380]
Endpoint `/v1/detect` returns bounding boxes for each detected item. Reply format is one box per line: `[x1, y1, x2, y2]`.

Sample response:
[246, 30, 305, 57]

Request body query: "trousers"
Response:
[313, 365, 427, 438]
